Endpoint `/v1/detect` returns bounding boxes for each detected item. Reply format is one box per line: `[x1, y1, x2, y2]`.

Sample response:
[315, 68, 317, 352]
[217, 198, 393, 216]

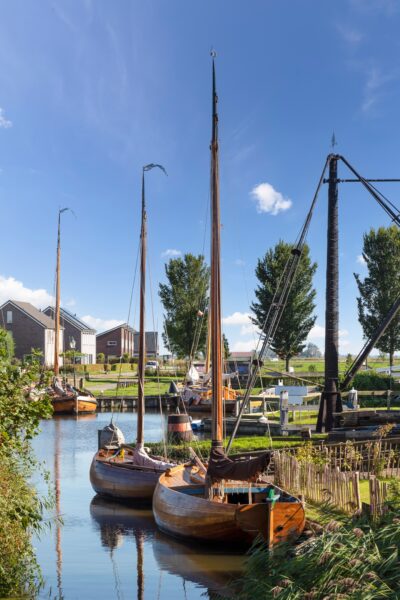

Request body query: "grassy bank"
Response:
[147, 434, 327, 462]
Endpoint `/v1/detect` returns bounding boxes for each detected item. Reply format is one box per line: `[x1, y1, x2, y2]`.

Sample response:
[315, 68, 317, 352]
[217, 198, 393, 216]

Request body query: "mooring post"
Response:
[317, 154, 343, 432]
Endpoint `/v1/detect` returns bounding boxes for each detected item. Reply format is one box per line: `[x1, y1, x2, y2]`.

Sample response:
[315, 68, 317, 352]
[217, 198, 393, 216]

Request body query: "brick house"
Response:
[96, 323, 135, 361]
[0, 300, 64, 367]
[43, 307, 96, 364]
[133, 331, 159, 358]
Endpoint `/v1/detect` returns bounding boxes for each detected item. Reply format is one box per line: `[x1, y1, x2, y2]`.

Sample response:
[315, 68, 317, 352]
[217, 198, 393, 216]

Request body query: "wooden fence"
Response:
[369, 476, 389, 519]
[274, 452, 362, 514]
[284, 437, 400, 479]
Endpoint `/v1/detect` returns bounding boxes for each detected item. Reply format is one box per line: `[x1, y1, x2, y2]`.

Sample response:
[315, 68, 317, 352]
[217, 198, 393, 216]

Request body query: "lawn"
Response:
[146, 434, 328, 462]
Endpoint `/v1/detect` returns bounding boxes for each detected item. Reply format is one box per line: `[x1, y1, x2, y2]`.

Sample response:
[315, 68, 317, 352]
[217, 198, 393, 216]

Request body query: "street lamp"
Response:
[69, 336, 76, 387]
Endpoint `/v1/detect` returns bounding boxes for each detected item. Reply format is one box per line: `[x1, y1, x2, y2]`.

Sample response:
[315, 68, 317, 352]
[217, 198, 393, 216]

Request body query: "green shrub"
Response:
[351, 370, 394, 391]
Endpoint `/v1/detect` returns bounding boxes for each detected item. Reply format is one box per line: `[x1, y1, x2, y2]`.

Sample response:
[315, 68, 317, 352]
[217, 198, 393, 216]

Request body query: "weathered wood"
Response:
[153, 463, 305, 546]
[90, 449, 162, 502]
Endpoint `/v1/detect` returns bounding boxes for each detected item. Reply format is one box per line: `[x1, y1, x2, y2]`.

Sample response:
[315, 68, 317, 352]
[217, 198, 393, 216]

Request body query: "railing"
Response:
[274, 452, 361, 514]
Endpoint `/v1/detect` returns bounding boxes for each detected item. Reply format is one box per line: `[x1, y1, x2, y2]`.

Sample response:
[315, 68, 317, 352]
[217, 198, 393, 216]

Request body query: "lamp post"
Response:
[69, 337, 76, 388]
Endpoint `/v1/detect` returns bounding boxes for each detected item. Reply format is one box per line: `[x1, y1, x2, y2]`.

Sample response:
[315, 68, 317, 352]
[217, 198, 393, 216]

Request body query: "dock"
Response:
[96, 394, 174, 411]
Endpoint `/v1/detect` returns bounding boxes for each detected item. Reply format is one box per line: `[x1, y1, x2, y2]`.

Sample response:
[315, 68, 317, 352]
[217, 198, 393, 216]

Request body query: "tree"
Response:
[159, 254, 210, 359]
[301, 342, 322, 358]
[251, 241, 317, 370]
[355, 226, 400, 367]
[97, 352, 105, 364]
[223, 333, 230, 359]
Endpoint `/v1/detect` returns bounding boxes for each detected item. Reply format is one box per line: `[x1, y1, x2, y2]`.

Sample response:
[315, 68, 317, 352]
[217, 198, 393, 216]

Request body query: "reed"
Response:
[233, 513, 400, 599]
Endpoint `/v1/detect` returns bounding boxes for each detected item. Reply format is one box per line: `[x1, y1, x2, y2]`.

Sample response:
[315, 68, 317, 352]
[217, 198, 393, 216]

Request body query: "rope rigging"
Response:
[225, 156, 331, 453]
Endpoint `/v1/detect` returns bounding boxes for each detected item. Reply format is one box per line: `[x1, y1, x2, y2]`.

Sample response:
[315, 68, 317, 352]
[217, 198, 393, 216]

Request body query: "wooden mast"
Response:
[136, 164, 166, 447]
[137, 170, 147, 447]
[205, 302, 211, 374]
[54, 210, 62, 376]
[210, 55, 223, 448]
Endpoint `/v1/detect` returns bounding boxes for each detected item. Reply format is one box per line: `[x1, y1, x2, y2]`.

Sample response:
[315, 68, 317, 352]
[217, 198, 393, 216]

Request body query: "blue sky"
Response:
[1, 0, 400, 355]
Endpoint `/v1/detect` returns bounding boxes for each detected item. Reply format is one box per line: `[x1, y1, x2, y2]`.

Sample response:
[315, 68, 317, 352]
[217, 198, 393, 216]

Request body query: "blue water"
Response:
[32, 412, 243, 599]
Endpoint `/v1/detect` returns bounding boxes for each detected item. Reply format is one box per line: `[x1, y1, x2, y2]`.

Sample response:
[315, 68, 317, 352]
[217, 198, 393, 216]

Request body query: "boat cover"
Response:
[131, 444, 175, 471]
[207, 446, 270, 482]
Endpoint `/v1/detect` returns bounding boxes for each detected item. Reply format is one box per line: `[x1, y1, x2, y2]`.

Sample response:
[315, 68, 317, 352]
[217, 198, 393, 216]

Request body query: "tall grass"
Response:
[233, 493, 400, 599]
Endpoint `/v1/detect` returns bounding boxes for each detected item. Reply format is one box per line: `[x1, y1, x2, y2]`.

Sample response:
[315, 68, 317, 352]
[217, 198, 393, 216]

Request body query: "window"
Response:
[6, 311, 12, 324]
[107, 340, 117, 347]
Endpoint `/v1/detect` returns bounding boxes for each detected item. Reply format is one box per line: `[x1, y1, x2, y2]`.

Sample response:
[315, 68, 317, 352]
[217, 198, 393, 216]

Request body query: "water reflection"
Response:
[34, 413, 243, 599]
[90, 496, 242, 597]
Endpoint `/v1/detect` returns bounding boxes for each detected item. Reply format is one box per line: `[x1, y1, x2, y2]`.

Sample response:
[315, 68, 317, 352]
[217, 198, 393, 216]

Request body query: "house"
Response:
[96, 323, 135, 361]
[133, 331, 158, 358]
[43, 307, 96, 364]
[0, 300, 64, 367]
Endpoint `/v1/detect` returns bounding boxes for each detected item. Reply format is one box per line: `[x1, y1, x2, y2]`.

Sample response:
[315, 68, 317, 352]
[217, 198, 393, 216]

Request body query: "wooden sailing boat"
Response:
[153, 55, 305, 546]
[90, 165, 174, 502]
[51, 209, 97, 415]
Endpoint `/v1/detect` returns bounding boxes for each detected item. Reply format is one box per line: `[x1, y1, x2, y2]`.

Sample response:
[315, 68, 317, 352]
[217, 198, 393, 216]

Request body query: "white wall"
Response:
[44, 329, 64, 367]
[81, 332, 96, 364]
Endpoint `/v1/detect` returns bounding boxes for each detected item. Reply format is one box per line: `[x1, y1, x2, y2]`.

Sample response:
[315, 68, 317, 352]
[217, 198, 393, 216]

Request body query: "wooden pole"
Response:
[317, 155, 342, 432]
[54, 211, 61, 376]
[137, 171, 146, 447]
[210, 57, 223, 447]
[136, 164, 166, 447]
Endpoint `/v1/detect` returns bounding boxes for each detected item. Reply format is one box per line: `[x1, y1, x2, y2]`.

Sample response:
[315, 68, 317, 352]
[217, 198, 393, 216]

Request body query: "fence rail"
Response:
[274, 452, 362, 513]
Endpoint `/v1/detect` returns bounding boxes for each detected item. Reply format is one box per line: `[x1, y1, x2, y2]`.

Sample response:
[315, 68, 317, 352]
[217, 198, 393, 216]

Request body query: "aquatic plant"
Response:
[233, 510, 400, 599]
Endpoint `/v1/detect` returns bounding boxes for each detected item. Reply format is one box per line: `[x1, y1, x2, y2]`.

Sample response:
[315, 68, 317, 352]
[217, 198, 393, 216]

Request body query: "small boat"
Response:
[153, 54, 305, 547]
[51, 209, 97, 416]
[50, 380, 97, 415]
[90, 165, 174, 502]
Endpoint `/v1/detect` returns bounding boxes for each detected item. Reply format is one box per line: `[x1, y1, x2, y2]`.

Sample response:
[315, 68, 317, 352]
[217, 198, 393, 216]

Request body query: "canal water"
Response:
[32, 412, 244, 599]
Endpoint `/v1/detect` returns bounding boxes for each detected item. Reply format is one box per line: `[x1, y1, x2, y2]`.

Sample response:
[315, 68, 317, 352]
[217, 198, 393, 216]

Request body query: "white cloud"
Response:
[0, 275, 53, 308]
[336, 24, 363, 45]
[361, 66, 398, 114]
[356, 254, 367, 266]
[234, 259, 246, 267]
[308, 324, 349, 340]
[0, 108, 12, 129]
[250, 182, 292, 215]
[161, 249, 182, 258]
[232, 339, 257, 352]
[308, 324, 325, 339]
[80, 315, 124, 332]
[223, 311, 252, 326]
[65, 298, 76, 307]
[240, 322, 260, 336]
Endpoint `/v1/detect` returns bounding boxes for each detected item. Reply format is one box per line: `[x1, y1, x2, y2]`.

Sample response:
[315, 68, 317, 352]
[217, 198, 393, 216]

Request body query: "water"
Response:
[32, 413, 244, 599]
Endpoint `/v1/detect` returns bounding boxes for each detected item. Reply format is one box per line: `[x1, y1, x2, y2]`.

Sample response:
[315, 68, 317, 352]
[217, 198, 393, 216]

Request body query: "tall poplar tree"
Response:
[159, 254, 209, 358]
[355, 226, 400, 367]
[251, 241, 317, 370]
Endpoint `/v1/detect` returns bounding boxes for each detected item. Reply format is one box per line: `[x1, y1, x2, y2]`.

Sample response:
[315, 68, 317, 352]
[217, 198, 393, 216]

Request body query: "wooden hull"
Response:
[153, 464, 305, 546]
[52, 395, 97, 415]
[90, 452, 161, 502]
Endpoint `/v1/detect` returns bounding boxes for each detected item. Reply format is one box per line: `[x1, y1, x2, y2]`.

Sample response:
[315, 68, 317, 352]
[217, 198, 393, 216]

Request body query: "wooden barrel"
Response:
[167, 414, 193, 444]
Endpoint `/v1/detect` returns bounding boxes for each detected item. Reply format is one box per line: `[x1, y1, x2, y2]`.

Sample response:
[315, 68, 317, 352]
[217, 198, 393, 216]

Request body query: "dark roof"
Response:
[96, 322, 136, 338]
[43, 306, 96, 333]
[1, 300, 62, 329]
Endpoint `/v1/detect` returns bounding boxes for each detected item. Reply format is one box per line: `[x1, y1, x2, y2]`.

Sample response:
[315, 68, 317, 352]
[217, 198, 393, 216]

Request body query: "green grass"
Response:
[146, 434, 328, 462]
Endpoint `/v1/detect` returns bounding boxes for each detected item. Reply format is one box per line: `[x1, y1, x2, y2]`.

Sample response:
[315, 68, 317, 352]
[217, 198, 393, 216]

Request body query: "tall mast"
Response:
[205, 302, 211, 374]
[54, 211, 62, 376]
[136, 164, 166, 447]
[210, 55, 223, 448]
[317, 154, 342, 432]
[137, 171, 147, 447]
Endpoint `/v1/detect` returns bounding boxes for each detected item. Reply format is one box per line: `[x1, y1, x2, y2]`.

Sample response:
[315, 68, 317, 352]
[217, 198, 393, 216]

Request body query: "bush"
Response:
[97, 352, 105, 363]
[351, 370, 394, 391]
